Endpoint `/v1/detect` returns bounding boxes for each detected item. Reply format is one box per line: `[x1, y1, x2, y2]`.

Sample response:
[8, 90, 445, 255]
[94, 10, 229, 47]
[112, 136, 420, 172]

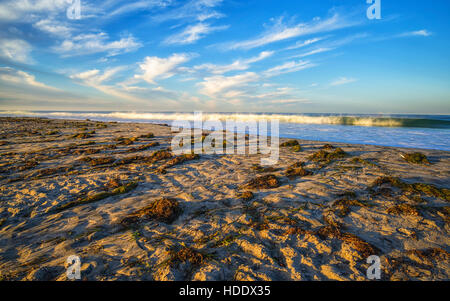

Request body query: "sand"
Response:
[0, 117, 449, 281]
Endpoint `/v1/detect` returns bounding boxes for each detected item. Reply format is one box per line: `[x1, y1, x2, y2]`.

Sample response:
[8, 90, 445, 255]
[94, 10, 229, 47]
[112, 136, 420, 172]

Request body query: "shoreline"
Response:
[2, 115, 449, 152]
[0, 117, 449, 281]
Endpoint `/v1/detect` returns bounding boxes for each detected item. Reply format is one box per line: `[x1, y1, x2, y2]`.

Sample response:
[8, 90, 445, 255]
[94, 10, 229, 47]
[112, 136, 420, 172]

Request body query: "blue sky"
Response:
[0, 0, 449, 114]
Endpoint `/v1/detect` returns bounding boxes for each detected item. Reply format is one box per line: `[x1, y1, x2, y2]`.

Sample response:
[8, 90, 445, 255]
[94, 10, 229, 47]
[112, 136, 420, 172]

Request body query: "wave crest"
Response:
[0, 111, 449, 129]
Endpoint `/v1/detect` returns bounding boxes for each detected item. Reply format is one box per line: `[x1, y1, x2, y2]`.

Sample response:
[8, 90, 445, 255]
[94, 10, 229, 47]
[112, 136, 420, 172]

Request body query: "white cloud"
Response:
[291, 47, 334, 58]
[400, 29, 432, 37]
[53, 32, 142, 57]
[164, 23, 228, 45]
[330, 77, 358, 86]
[135, 53, 191, 84]
[108, 0, 172, 17]
[0, 67, 58, 90]
[198, 72, 260, 97]
[70, 67, 147, 102]
[192, 51, 274, 75]
[285, 37, 326, 50]
[0, 0, 68, 22]
[70, 67, 125, 85]
[225, 13, 358, 50]
[152, 0, 224, 23]
[0, 38, 32, 63]
[34, 18, 72, 37]
[264, 60, 316, 77]
[289, 33, 368, 59]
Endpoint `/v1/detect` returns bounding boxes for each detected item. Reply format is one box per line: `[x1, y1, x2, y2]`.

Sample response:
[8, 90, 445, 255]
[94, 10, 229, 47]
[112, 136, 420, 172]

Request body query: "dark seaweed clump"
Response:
[309, 147, 348, 164]
[121, 198, 181, 226]
[402, 152, 430, 165]
[56, 181, 138, 212]
[241, 174, 280, 190]
[280, 140, 299, 147]
[285, 162, 312, 179]
[370, 176, 450, 201]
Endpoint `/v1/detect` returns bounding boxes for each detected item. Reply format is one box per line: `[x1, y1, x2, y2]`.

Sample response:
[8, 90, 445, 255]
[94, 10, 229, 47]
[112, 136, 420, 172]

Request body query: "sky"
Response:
[0, 0, 449, 114]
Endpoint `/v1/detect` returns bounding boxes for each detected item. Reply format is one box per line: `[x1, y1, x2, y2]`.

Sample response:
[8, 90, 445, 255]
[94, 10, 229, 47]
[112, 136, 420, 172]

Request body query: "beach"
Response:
[0, 117, 449, 281]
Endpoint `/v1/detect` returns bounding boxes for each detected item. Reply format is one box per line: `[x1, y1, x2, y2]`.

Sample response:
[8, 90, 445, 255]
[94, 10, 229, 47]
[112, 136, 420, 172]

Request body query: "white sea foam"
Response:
[0, 110, 409, 127]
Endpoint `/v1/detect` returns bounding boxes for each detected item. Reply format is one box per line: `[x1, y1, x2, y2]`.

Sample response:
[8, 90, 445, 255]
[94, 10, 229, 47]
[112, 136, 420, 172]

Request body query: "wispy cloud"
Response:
[108, 0, 172, 17]
[289, 33, 368, 59]
[164, 23, 228, 45]
[152, 0, 224, 23]
[0, 0, 68, 22]
[198, 72, 260, 97]
[291, 47, 334, 58]
[135, 53, 192, 84]
[0, 67, 58, 90]
[53, 32, 142, 57]
[71, 67, 125, 86]
[0, 38, 32, 63]
[191, 51, 274, 75]
[264, 60, 316, 77]
[33, 18, 73, 37]
[285, 37, 327, 50]
[399, 29, 432, 37]
[70, 66, 148, 102]
[330, 77, 358, 86]
[224, 13, 360, 50]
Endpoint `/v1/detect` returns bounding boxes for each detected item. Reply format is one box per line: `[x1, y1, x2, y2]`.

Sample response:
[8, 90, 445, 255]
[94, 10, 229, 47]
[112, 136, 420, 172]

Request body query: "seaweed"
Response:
[17, 160, 39, 171]
[331, 199, 370, 217]
[72, 148, 101, 155]
[241, 174, 280, 190]
[148, 149, 173, 163]
[401, 152, 430, 165]
[237, 191, 254, 201]
[336, 190, 357, 199]
[114, 155, 147, 166]
[280, 140, 299, 147]
[84, 156, 115, 166]
[120, 198, 181, 226]
[285, 162, 312, 179]
[166, 246, 207, 267]
[250, 164, 278, 173]
[291, 145, 302, 152]
[46, 130, 60, 136]
[139, 133, 155, 139]
[125, 142, 160, 153]
[106, 178, 121, 189]
[370, 176, 450, 201]
[309, 147, 348, 164]
[387, 204, 420, 216]
[350, 157, 377, 167]
[56, 181, 138, 212]
[117, 137, 137, 145]
[284, 227, 309, 236]
[407, 248, 449, 265]
[317, 217, 378, 258]
[25, 166, 73, 180]
[71, 133, 93, 139]
[157, 153, 200, 173]
[412, 183, 450, 201]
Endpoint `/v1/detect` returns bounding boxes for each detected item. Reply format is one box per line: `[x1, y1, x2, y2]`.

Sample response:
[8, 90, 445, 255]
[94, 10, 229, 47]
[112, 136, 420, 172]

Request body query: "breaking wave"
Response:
[1, 111, 449, 129]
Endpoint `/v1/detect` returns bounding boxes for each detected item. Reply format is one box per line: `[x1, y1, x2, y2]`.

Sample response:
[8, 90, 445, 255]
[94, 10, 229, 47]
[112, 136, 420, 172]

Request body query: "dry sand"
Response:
[0, 117, 449, 281]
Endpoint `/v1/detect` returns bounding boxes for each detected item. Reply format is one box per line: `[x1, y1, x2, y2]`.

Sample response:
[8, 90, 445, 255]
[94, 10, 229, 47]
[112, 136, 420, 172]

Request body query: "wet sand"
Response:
[0, 117, 449, 281]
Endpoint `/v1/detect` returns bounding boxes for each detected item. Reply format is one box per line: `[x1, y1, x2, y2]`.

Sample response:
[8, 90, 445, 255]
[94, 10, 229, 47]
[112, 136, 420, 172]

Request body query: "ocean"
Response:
[1, 111, 449, 151]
